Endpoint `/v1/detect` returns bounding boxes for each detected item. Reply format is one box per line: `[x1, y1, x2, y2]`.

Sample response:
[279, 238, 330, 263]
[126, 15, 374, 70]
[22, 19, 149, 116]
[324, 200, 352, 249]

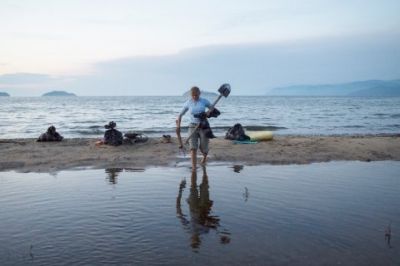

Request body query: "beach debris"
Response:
[124, 132, 148, 144]
[37, 125, 64, 142]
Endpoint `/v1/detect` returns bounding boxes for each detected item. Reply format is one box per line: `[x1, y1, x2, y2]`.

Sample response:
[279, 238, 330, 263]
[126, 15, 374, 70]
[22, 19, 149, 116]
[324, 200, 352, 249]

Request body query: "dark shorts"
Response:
[188, 124, 209, 153]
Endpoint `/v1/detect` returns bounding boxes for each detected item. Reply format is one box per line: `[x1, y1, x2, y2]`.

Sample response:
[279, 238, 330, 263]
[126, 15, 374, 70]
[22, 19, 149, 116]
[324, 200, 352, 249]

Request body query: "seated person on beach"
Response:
[100, 121, 123, 146]
[176, 86, 214, 169]
[37, 125, 64, 142]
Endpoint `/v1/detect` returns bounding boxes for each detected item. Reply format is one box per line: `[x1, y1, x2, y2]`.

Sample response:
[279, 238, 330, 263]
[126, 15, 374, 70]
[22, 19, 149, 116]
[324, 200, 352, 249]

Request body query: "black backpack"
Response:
[225, 123, 250, 141]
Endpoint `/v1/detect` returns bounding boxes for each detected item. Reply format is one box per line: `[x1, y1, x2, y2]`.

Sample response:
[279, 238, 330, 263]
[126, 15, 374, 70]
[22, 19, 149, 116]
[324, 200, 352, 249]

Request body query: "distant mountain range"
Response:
[0, 92, 10, 96]
[42, 90, 77, 97]
[267, 79, 400, 96]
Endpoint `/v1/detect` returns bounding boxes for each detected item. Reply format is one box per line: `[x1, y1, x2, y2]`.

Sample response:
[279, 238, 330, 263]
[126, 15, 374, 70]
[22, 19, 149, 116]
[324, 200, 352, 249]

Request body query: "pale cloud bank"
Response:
[1, 0, 399, 75]
[1, 32, 399, 96]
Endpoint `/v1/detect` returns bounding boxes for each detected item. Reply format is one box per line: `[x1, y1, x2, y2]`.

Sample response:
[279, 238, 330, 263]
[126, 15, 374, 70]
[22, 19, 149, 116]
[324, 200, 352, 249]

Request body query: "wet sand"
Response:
[0, 135, 399, 172]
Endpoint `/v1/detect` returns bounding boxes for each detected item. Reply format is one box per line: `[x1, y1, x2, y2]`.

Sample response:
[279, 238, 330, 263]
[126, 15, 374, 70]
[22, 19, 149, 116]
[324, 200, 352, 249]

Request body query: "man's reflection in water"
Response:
[105, 168, 123, 184]
[176, 165, 231, 250]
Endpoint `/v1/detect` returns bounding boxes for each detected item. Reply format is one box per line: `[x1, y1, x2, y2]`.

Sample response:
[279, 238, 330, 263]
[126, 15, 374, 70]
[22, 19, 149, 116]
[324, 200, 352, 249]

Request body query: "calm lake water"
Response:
[0, 96, 399, 138]
[0, 161, 399, 265]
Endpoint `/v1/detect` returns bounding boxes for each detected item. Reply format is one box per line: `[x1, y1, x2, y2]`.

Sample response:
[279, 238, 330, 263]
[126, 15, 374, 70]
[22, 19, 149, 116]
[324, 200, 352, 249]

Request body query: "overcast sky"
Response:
[1, 0, 399, 96]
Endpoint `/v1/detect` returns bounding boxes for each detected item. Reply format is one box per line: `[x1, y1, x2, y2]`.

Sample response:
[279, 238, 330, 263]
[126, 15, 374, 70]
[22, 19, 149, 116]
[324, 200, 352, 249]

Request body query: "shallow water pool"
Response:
[0, 162, 399, 265]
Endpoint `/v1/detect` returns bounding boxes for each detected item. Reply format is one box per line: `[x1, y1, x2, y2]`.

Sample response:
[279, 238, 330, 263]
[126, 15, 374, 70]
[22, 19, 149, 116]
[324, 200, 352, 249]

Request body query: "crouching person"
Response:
[37, 125, 64, 142]
[103, 121, 123, 146]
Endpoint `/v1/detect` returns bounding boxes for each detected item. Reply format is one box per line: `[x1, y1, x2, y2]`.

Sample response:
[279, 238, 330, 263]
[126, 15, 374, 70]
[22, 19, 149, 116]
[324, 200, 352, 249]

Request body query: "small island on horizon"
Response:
[0, 92, 10, 97]
[42, 90, 77, 97]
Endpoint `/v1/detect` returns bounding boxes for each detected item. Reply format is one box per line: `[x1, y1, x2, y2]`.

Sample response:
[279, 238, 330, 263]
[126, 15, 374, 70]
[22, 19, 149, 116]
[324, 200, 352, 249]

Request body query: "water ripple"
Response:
[1, 96, 400, 138]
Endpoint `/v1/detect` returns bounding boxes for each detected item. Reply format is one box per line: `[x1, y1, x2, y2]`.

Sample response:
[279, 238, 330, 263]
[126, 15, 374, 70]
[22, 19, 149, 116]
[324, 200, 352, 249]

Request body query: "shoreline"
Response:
[0, 135, 399, 172]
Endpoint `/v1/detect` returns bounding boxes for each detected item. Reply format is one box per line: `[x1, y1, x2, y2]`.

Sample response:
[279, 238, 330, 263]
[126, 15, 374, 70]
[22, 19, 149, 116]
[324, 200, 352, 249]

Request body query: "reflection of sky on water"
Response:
[0, 161, 399, 265]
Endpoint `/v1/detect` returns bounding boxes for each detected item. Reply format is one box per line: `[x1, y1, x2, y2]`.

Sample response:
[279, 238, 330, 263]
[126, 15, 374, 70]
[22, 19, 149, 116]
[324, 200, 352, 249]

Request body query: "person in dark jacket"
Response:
[37, 125, 63, 141]
[103, 121, 123, 146]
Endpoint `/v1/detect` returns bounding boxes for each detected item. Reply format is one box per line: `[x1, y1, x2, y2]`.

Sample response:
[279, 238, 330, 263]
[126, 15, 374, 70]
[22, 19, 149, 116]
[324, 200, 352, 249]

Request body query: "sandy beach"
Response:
[0, 135, 399, 172]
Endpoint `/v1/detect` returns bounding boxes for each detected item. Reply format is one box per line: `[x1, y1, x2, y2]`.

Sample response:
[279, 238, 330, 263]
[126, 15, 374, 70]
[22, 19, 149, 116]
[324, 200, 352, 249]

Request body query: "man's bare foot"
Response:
[200, 156, 207, 165]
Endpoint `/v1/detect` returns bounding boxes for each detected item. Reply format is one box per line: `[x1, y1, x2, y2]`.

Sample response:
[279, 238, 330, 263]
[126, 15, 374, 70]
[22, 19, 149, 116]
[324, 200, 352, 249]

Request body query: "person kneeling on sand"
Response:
[37, 125, 64, 142]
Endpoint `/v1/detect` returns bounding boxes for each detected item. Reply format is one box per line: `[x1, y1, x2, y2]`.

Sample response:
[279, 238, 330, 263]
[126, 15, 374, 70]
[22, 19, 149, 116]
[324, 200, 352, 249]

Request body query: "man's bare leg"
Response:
[200, 153, 207, 165]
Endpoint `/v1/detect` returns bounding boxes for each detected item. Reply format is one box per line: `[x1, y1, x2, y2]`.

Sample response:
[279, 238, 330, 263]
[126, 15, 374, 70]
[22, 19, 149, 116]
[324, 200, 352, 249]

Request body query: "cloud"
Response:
[7, 32, 65, 40]
[0, 73, 54, 84]
[0, 73, 75, 96]
[69, 32, 400, 95]
[2, 31, 399, 96]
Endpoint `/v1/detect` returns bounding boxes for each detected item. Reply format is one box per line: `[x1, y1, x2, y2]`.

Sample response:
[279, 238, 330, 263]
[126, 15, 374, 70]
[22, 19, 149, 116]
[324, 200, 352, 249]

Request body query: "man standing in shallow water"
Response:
[176, 86, 212, 170]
